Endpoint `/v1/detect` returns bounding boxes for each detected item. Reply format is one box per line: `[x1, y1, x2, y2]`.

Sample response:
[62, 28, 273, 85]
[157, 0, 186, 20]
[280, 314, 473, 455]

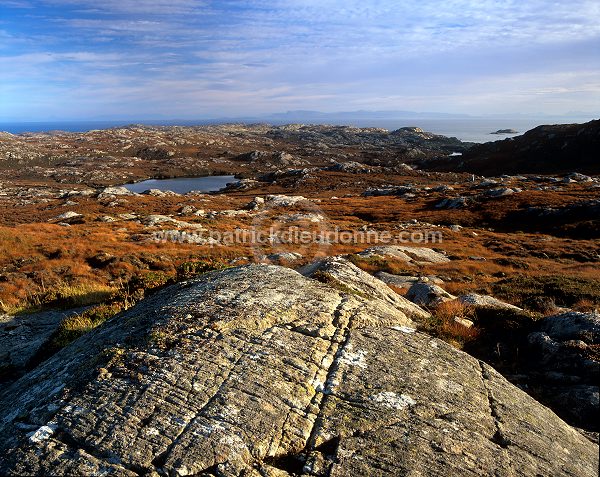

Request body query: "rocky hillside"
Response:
[427, 119, 600, 175]
[0, 262, 597, 476]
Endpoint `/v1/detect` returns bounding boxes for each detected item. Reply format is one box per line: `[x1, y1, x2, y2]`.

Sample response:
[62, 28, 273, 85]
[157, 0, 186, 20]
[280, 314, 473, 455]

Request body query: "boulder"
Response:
[0, 265, 596, 475]
[264, 194, 310, 207]
[435, 197, 469, 209]
[357, 246, 450, 265]
[299, 257, 430, 321]
[458, 293, 523, 312]
[374, 272, 445, 290]
[0, 309, 84, 380]
[51, 211, 83, 223]
[484, 187, 521, 198]
[406, 282, 456, 306]
[525, 312, 600, 429]
[97, 186, 137, 199]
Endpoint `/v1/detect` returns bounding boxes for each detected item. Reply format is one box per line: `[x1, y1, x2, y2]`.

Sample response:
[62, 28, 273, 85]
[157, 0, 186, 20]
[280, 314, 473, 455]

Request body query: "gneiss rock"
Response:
[406, 282, 456, 306]
[0, 265, 597, 475]
[0, 309, 85, 381]
[357, 245, 451, 265]
[50, 211, 83, 223]
[458, 293, 523, 312]
[299, 256, 430, 321]
[526, 311, 599, 429]
[374, 271, 444, 289]
[97, 186, 137, 199]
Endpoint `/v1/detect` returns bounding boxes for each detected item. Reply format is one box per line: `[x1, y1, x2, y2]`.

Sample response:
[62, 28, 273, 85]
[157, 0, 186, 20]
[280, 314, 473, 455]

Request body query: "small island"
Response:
[491, 128, 519, 134]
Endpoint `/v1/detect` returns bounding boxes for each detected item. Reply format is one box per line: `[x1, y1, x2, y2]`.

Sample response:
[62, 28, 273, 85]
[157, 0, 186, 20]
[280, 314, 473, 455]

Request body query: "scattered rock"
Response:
[454, 316, 475, 328]
[485, 187, 521, 198]
[264, 194, 310, 207]
[142, 188, 179, 197]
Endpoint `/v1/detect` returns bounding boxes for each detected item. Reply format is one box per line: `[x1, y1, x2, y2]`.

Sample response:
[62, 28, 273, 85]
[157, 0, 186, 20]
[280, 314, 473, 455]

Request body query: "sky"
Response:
[0, 0, 599, 120]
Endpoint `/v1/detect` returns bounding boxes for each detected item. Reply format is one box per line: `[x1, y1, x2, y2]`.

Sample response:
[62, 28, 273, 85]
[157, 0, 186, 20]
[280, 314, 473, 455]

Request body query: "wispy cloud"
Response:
[1, 0, 599, 119]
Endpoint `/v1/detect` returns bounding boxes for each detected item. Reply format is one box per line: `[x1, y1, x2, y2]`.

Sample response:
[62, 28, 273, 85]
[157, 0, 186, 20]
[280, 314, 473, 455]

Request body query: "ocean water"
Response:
[0, 117, 588, 143]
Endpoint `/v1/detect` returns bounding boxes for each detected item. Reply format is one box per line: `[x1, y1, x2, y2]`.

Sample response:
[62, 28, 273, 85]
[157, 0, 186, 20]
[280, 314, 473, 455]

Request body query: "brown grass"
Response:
[420, 300, 480, 349]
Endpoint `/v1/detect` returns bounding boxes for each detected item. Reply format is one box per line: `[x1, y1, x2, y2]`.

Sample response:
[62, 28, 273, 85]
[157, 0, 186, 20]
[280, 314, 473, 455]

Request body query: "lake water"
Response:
[123, 175, 238, 194]
[0, 117, 591, 143]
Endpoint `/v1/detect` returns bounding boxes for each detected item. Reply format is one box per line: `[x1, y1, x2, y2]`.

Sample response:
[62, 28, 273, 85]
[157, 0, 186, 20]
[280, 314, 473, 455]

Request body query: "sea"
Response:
[0, 117, 592, 144]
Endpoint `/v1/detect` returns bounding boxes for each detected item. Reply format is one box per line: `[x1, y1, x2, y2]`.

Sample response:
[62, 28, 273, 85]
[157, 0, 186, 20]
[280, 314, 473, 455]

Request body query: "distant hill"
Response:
[435, 119, 599, 175]
[266, 109, 472, 120]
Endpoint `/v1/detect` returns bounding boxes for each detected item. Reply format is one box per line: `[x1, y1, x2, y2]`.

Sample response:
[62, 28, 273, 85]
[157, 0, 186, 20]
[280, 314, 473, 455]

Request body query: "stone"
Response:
[435, 197, 468, 209]
[178, 205, 196, 215]
[97, 186, 137, 199]
[525, 312, 599, 429]
[0, 309, 85, 380]
[375, 271, 444, 289]
[357, 246, 450, 265]
[458, 293, 523, 312]
[299, 256, 430, 321]
[142, 188, 179, 197]
[140, 214, 179, 226]
[51, 211, 82, 222]
[454, 316, 475, 328]
[264, 194, 310, 207]
[406, 282, 456, 306]
[245, 196, 265, 210]
[0, 265, 596, 475]
[485, 187, 521, 198]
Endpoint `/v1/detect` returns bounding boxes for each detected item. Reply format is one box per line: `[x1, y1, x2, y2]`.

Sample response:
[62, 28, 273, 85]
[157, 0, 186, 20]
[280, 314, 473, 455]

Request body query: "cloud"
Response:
[1, 0, 599, 119]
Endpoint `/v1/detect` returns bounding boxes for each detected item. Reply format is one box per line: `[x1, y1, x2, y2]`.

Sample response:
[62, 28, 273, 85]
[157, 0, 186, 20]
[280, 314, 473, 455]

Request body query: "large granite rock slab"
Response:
[0, 265, 596, 476]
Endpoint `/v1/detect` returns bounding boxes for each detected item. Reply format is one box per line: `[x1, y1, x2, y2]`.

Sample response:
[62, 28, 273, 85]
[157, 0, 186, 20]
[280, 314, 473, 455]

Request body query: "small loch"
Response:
[123, 175, 238, 194]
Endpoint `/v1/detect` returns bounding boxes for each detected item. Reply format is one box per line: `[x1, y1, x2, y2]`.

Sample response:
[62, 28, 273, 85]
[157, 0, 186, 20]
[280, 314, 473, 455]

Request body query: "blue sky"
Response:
[0, 0, 599, 120]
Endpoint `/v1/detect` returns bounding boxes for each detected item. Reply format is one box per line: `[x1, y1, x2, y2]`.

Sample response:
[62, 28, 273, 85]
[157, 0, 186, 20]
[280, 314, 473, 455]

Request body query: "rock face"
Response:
[0, 309, 83, 380]
[299, 257, 430, 321]
[447, 119, 600, 175]
[526, 312, 600, 430]
[0, 265, 597, 476]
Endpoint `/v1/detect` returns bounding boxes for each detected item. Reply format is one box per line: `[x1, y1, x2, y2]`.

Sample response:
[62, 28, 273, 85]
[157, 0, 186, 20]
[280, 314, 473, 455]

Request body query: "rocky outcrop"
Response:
[0, 309, 84, 381]
[406, 282, 456, 306]
[299, 257, 430, 321]
[0, 265, 597, 476]
[440, 119, 600, 175]
[525, 312, 599, 430]
[458, 293, 523, 312]
[356, 245, 450, 265]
